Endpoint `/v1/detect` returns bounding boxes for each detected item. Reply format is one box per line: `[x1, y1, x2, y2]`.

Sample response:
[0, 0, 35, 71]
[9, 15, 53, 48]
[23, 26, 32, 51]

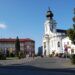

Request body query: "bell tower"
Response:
[44, 8, 56, 35]
[46, 7, 54, 20]
[43, 8, 57, 56]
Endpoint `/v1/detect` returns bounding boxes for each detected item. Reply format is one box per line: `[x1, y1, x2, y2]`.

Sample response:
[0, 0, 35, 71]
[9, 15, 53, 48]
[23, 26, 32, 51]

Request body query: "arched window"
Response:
[58, 42, 60, 47]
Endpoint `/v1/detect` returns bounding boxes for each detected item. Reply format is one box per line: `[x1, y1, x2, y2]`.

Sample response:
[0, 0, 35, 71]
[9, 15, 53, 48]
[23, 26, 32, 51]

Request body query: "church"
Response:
[42, 8, 75, 56]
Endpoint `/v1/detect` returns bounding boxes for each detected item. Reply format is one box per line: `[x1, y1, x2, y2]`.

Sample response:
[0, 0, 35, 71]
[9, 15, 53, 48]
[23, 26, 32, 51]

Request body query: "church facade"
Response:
[42, 8, 75, 56]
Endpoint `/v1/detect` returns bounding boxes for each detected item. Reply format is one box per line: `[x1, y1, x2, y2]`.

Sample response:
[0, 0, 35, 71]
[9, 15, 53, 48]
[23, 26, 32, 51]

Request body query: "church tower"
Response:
[44, 8, 56, 35]
[43, 8, 57, 56]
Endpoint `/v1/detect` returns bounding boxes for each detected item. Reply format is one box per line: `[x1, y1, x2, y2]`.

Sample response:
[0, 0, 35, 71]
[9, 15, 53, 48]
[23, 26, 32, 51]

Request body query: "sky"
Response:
[0, 0, 75, 53]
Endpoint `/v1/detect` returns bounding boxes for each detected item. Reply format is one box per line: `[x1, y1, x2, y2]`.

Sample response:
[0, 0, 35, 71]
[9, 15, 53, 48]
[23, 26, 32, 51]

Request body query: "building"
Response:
[0, 38, 35, 56]
[42, 8, 75, 56]
[38, 46, 43, 56]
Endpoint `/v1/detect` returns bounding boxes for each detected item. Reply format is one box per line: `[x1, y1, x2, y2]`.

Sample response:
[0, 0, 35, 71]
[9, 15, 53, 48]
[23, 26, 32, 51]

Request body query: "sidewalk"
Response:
[0, 57, 38, 66]
[54, 57, 75, 68]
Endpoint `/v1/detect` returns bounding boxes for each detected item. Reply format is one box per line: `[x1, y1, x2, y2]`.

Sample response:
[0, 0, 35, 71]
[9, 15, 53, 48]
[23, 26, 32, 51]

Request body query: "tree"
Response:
[67, 8, 75, 44]
[15, 36, 20, 56]
[67, 24, 75, 44]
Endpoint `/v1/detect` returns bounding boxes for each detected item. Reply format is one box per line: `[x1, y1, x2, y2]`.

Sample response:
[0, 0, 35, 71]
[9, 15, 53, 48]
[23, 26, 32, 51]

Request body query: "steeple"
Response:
[46, 7, 54, 20]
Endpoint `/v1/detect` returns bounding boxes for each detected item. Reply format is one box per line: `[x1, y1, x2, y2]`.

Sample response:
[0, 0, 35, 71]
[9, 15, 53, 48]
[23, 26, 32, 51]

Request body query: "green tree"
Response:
[67, 8, 75, 45]
[15, 36, 20, 56]
[67, 24, 75, 44]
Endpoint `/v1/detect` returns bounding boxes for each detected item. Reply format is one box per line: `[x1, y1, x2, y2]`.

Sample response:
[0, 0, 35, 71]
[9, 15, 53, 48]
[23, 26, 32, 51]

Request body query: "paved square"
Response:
[0, 57, 75, 75]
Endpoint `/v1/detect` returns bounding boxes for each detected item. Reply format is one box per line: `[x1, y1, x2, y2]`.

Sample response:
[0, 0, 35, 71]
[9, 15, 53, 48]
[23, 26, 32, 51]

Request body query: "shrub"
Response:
[71, 54, 75, 64]
[0, 54, 6, 60]
[34, 54, 37, 57]
[55, 53, 58, 57]
[49, 54, 52, 57]
[18, 51, 21, 59]
[2, 54, 6, 60]
[58, 53, 63, 57]
[18, 51, 26, 59]
[10, 53, 15, 57]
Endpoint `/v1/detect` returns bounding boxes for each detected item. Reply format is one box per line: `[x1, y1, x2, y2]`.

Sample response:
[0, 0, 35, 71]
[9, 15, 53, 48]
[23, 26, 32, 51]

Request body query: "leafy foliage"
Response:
[67, 24, 75, 44]
[71, 54, 75, 64]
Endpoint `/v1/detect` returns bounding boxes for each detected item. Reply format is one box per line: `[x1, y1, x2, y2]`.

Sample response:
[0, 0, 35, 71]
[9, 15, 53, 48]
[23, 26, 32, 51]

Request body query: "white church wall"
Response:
[62, 37, 75, 54]
[44, 20, 54, 36]
[71, 44, 75, 54]
[49, 35, 63, 54]
[42, 37, 50, 56]
[62, 37, 71, 53]
[42, 38, 46, 55]
[56, 36, 63, 54]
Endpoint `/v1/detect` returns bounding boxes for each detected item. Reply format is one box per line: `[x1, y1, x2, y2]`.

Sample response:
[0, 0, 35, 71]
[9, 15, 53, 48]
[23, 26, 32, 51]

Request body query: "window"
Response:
[58, 42, 60, 47]
[44, 42, 46, 48]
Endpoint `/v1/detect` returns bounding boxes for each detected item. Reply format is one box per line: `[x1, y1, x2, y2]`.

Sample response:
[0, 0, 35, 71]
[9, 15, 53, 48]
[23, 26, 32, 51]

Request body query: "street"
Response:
[0, 57, 75, 75]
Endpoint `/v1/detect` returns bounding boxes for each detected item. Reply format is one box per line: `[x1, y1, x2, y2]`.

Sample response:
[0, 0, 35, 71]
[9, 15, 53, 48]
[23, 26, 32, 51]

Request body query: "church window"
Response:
[44, 42, 46, 48]
[58, 42, 60, 47]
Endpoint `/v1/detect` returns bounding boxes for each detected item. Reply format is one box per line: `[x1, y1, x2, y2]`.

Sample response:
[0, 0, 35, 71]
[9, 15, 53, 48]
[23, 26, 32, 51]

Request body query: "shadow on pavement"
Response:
[0, 65, 75, 75]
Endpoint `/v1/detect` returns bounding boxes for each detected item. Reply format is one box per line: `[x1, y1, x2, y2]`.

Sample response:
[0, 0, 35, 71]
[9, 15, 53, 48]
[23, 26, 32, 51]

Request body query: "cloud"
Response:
[0, 23, 7, 29]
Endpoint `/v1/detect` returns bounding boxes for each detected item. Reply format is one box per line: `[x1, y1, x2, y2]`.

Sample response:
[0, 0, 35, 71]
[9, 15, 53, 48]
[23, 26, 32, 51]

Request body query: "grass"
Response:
[6, 57, 18, 60]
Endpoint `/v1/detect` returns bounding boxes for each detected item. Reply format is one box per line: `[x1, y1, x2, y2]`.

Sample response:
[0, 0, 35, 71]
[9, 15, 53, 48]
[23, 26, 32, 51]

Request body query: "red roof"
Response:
[0, 38, 35, 43]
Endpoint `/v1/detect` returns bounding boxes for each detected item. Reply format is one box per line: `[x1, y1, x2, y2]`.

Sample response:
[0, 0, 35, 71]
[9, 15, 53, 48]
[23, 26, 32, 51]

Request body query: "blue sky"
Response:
[0, 0, 75, 53]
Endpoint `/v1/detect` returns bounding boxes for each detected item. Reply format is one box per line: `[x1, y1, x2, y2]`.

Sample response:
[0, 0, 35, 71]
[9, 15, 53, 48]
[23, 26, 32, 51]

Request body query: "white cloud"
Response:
[0, 24, 7, 29]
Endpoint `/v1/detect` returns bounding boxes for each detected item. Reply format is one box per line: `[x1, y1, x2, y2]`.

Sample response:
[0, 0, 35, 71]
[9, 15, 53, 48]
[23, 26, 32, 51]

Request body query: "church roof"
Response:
[56, 29, 67, 34]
